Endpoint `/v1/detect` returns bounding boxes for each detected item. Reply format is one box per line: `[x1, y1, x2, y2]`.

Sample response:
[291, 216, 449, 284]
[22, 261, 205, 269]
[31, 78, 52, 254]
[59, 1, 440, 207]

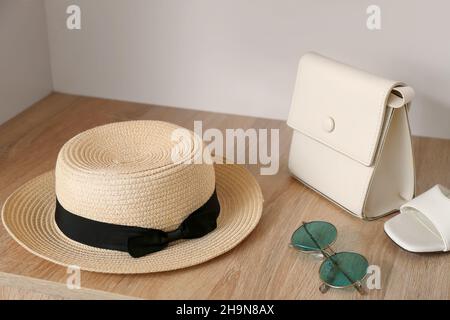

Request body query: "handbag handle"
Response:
[387, 86, 415, 109]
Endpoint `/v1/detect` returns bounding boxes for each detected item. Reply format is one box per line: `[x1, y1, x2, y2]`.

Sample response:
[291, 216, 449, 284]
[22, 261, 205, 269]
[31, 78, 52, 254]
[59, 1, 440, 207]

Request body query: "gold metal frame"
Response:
[290, 221, 368, 295]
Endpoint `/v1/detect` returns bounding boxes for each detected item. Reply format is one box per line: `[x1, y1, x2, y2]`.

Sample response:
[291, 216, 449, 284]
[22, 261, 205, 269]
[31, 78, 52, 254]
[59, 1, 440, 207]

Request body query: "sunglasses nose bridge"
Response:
[322, 245, 335, 256]
[288, 242, 332, 261]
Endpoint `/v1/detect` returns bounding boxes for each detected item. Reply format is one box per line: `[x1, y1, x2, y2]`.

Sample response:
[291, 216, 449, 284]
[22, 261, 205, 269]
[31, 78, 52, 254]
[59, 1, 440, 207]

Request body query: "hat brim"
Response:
[1, 164, 263, 274]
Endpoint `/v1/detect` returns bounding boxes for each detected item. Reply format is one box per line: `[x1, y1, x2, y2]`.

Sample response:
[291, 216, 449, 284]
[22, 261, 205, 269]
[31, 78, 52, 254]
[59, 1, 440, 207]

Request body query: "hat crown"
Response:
[55, 121, 215, 230]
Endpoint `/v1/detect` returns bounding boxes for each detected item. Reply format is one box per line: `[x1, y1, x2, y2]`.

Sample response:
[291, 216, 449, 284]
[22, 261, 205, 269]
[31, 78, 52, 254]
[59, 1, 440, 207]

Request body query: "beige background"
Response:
[44, 0, 450, 139]
[1, 1, 449, 139]
[0, 0, 52, 125]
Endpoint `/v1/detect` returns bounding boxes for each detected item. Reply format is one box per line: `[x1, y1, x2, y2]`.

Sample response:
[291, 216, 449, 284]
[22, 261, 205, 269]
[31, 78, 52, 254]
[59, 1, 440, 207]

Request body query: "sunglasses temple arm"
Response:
[353, 281, 366, 295]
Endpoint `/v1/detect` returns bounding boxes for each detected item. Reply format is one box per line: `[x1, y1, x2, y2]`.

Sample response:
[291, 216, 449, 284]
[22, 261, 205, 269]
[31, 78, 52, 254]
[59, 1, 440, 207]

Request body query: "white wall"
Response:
[45, 0, 450, 139]
[0, 0, 53, 124]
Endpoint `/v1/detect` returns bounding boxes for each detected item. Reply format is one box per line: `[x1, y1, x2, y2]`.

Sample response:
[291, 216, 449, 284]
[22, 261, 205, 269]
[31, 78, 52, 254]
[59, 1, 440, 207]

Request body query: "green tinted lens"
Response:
[319, 252, 368, 287]
[291, 221, 337, 251]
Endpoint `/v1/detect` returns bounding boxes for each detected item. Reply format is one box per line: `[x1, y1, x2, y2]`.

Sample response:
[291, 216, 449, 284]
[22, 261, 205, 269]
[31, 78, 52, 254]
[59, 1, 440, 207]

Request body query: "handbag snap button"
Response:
[323, 117, 335, 132]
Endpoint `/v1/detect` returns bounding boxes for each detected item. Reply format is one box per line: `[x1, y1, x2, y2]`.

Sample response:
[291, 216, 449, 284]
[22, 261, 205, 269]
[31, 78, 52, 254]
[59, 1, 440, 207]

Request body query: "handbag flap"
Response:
[287, 53, 401, 166]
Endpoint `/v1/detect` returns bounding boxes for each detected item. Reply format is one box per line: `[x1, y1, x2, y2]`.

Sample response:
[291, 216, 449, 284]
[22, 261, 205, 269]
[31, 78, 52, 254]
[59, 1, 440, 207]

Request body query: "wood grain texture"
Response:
[0, 93, 449, 300]
[0, 272, 133, 300]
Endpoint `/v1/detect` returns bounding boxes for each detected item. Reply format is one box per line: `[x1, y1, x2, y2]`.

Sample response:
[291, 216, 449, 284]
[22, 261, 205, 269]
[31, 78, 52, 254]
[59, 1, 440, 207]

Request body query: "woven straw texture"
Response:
[55, 120, 215, 230]
[1, 121, 263, 274]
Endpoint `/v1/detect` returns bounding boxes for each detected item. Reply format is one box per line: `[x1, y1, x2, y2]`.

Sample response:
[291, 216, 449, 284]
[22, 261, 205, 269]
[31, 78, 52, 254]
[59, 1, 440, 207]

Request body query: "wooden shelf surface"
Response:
[0, 93, 449, 300]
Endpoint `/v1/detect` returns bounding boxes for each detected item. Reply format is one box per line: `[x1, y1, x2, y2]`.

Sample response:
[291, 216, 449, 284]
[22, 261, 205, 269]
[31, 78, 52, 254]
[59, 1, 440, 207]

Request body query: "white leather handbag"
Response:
[287, 53, 415, 220]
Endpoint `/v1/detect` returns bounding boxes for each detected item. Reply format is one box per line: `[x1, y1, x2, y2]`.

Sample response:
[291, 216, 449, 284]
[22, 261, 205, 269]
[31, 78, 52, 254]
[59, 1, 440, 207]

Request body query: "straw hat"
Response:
[1, 121, 263, 274]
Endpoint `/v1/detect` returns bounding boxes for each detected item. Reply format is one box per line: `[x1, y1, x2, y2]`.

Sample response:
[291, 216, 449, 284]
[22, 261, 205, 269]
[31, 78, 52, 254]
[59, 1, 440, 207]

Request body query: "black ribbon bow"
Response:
[55, 190, 220, 258]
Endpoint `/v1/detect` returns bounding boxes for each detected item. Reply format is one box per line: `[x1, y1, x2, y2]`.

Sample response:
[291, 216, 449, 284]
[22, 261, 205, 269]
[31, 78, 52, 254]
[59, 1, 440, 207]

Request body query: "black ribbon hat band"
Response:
[55, 190, 220, 258]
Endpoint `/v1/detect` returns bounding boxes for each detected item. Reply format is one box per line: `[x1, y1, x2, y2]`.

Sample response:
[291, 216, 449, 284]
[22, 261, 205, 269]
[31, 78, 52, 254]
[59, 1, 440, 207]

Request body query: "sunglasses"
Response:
[290, 221, 369, 295]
